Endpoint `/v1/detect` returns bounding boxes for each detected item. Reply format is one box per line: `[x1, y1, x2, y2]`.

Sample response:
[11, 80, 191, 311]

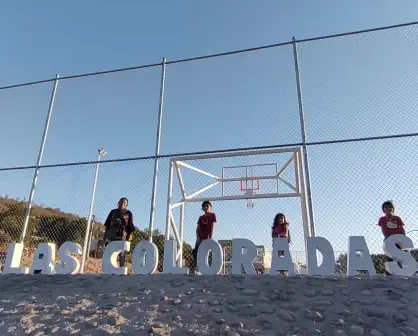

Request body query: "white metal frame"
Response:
[165, 147, 311, 266]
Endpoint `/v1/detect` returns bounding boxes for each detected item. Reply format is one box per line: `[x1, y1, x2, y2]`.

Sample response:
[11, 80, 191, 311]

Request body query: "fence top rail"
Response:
[0, 20, 417, 91]
[171, 147, 300, 162]
[2, 131, 418, 172]
[0, 143, 304, 172]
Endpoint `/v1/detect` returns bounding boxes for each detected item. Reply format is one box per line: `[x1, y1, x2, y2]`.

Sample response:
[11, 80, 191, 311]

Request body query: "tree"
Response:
[182, 242, 194, 268]
[36, 215, 88, 246]
[334, 253, 347, 274]
[0, 197, 204, 273]
[371, 253, 389, 274]
[0, 201, 39, 244]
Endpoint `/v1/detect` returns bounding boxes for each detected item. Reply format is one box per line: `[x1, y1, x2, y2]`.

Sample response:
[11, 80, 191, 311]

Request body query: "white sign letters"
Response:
[0, 235, 415, 276]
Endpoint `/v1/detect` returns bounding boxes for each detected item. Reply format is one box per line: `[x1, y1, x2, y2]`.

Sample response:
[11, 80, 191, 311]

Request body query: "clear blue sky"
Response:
[1, 1, 418, 262]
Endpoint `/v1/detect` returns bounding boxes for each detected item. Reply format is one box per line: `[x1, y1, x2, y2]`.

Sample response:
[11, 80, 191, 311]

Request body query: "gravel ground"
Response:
[0, 274, 417, 335]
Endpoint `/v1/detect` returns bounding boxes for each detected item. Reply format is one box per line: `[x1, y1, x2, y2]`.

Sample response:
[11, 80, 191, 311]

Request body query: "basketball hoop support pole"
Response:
[292, 37, 316, 237]
[165, 160, 174, 241]
[167, 148, 308, 265]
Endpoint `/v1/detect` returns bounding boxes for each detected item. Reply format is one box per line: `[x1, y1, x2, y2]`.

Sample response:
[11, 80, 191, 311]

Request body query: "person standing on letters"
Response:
[378, 200, 406, 241]
[378, 200, 407, 275]
[191, 201, 216, 274]
[271, 213, 291, 276]
[103, 197, 135, 267]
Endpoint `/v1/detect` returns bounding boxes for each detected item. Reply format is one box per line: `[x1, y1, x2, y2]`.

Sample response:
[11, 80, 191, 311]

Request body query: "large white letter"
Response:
[102, 240, 130, 275]
[197, 239, 223, 275]
[30, 243, 56, 274]
[232, 238, 257, 275]
[55, 242, 82, 275]
[306, 237, 335, 276]
[347, 236, 376, 276]
[132, 241, 159, 274]
[162, 240, 188, 274]
[270, 238, 294, 276]
[383, 234, 417, 276]
[3, 243, 29, 274]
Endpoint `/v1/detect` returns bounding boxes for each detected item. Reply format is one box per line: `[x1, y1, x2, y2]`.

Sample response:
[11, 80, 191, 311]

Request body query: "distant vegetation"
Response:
[334, 250, 418, 275]
[3, 197, 413, 274]
[0, 197, 194, 271]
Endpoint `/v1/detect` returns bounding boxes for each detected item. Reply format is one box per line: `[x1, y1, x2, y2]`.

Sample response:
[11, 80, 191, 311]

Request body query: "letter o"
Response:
[197, 239, 223, 275]
[132, 241, 159, 274]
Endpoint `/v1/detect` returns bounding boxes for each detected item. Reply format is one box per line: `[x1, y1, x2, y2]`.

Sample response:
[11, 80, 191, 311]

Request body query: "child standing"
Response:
[272, 213, 291, 244]
[103, 197, 135, 267]
[191, 201, 217, 274]
[272, 213, 291, 275]
[378, 200, 406, 241]
[378, 200, 406, 275]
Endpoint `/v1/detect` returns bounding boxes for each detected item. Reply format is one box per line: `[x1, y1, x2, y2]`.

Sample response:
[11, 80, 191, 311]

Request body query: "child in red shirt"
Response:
[378, 201, 406, 275]
[377, 201, 406, 241]
[272, 213, 291, 276]
[272, 213, 291, 244]
[191, 201, 217, 274]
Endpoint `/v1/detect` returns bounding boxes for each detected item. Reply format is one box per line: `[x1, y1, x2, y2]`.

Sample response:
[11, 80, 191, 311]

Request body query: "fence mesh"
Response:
[0, 168, 35, 247]
[298, 24, 418, 142]
[307, 137, 418, 274]
[0, 159, 157, 273]
[43, 67, 162, 165]
[2, 23, 418, 274]
[161, 45, 301, 155]
[0, 82, 54, 167]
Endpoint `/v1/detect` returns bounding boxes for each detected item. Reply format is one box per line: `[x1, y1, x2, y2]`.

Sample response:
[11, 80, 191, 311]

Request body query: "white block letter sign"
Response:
[232, 239, 257, 275]
[306, 237, 335, 276]
[55, 242, 82, 275]
[132, 241, 159, 275]
[347, 236, 376, 276]
[197, 239, 223, 275]
[3, 243, 29, 274]
[162, 240, 188, 274]
[30, 243, 56, 274]
[384, 234, 417, 276]
[102, 240, 130, 275]
[270, 238, 294, 276]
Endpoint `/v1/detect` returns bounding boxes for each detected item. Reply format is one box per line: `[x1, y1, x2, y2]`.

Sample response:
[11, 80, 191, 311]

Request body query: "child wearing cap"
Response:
[190, 200, 217, 274]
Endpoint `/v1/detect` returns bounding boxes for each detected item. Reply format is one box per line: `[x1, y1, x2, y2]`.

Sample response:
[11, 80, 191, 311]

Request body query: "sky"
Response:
[1, 1, 418, 263]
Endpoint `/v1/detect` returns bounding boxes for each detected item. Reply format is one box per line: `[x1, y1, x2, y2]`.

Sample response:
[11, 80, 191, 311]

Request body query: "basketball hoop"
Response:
[244, 189, 255, 209]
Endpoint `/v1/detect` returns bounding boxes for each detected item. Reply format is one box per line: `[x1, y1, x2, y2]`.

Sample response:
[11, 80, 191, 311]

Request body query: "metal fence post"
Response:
[148, 57, 167, 242]
[292, 37, 316, 237]
[20, 74, 60, 244]
[87, 214, 95, 255]
[80, 149, 106, 273]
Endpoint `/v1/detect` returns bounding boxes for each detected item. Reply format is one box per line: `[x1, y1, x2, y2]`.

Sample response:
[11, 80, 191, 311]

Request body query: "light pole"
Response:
[80, 148, 107, 273]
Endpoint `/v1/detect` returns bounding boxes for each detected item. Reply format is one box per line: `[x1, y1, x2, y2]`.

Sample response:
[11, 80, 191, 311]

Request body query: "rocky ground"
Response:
[0, 274, 417, 335]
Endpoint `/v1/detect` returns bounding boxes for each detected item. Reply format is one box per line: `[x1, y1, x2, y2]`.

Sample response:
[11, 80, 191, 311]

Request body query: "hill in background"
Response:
[0, 196, 194, 272]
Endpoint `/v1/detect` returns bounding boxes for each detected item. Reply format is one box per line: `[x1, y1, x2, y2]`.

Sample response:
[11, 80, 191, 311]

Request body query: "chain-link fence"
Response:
[1, 22, 418, 274]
